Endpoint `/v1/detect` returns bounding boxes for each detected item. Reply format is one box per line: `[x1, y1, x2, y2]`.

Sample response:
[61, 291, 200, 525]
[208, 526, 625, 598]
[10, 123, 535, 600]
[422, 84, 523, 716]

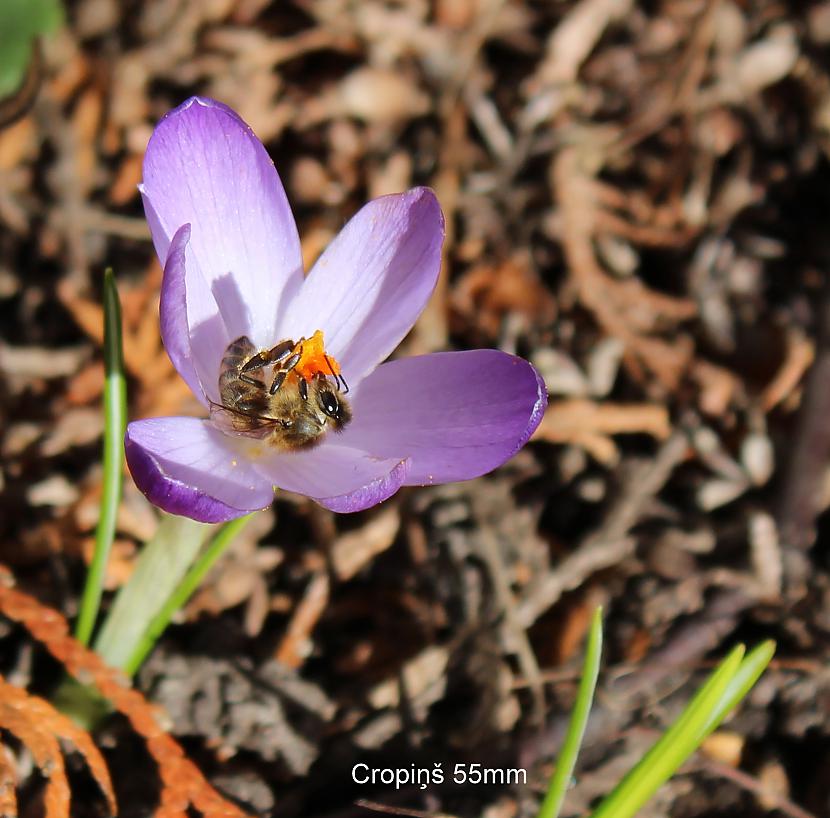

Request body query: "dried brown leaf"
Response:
[761, 329, 814, 412]
[274, 571, 330, 668]
[552, 143, 698, 390]
[692, 359, 741, 417]
[0, 117, 38, 171]
[331, 506, 400, 581]
[451, 253, 557, 340]
[532, 0, 634, 87]
[532, 398, 671, 465]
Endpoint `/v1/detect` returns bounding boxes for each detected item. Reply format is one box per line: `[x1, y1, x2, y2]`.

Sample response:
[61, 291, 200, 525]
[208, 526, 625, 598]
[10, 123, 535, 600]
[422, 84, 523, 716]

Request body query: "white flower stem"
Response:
[93, 514, 211, 670]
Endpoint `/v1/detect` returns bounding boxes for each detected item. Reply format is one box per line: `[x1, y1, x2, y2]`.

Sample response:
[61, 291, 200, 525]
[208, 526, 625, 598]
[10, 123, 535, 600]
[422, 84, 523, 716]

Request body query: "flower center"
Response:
[214, 330, 351, 451]
[289, 329, 341, 384]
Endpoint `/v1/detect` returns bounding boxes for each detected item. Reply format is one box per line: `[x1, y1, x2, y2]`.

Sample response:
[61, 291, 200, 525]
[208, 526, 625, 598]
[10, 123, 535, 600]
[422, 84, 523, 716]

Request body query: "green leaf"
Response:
[75, 269, 127, 645]
[538, 606, 603, 818]
[0, 0, 63, 98]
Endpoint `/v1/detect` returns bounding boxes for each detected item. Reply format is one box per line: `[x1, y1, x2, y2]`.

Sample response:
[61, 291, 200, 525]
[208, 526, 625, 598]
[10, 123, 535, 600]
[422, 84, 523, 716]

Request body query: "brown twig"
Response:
[775, 273, 830, 594]
[477, 528, 546, 725]
[355, 800, 439, 818]
[274, 570, 330, 668]
[517, 425, 692, 628]
[694, 758, 818, 818]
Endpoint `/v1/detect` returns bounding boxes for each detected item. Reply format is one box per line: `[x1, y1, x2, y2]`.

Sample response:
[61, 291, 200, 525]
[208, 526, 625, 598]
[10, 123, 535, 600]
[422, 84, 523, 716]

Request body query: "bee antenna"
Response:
[325, 354, 349, 394]
[323, 354, 336, 378]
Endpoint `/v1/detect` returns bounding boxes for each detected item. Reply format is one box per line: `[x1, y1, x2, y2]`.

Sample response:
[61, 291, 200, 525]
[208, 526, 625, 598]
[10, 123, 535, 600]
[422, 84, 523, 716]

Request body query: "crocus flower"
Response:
[125, 97, 547, 522]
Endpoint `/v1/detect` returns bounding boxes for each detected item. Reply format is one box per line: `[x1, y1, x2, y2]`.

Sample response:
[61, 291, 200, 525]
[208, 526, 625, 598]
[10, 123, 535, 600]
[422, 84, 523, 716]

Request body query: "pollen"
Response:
[293, 329, 341, 381]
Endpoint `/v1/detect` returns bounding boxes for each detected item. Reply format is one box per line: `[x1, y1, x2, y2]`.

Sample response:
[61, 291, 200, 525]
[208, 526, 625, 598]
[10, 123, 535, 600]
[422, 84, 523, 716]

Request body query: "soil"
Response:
[2, 1, 830, 817]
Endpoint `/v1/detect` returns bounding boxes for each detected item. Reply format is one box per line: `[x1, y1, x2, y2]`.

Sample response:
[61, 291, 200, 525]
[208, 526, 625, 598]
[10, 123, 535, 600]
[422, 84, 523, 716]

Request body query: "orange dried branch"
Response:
[0, 565, 254, 818]
[0, 680, 70, 818]
[0, 743, 16, 818]
[0, 679, 116, 815]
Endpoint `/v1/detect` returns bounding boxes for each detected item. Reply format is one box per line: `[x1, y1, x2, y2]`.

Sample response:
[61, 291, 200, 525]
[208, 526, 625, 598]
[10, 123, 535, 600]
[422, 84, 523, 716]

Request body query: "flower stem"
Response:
[121, 513, 254, 676]
[93, 514, 211, 671]
[75, 268, 127, 646]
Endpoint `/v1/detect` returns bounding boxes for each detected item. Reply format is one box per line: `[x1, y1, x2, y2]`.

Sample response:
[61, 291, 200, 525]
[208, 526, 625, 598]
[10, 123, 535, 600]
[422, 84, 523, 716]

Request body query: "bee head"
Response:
[315, 382, 352, 430]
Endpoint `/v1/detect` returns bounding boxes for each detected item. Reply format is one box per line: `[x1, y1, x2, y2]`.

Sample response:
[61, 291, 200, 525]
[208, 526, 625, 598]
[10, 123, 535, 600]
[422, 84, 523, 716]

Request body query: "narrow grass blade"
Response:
[122, 512, 254, 676]
[588, 645, 747, 818]
[537, 606, 603, 818]
[701, 640, 775, 737]
[75, 269, 127, 646]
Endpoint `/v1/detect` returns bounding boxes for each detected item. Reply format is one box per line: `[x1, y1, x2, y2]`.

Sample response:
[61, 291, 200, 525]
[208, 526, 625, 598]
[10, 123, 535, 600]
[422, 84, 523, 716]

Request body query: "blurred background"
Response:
[2, 0, 830, 816]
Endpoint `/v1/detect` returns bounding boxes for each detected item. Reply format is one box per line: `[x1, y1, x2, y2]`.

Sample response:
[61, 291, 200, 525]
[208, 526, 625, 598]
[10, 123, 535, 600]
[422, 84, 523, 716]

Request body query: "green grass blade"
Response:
[122, 513, 255, 676]
[75, 268, 127, 645]
[588, 645, 746, 818]
[537, 606, 603, 818]
[701, 640, 775, 737]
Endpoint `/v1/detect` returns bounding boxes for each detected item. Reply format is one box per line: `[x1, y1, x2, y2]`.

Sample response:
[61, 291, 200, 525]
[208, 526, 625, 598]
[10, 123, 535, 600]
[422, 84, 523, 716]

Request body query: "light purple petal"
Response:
[125, 417, 276, 523]
[317, 459, 410, 513]
[141, 96, 303, 351]
[158, 224, 211, 406]
[142, 192, 229, 405]
[252, 444, 410, 511]
[282, 188, 444, 385]
[338, 350, 547, 484]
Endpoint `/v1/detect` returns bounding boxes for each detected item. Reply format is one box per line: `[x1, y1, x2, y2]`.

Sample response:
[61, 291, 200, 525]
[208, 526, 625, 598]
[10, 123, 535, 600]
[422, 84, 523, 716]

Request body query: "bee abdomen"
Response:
[219, 336, 259, 406]
[222, 336, 257, 369]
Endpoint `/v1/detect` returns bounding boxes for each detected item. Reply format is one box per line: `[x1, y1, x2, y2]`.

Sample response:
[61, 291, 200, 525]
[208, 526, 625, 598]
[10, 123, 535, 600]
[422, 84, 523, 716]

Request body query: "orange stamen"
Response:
[293, 330, 341, 381]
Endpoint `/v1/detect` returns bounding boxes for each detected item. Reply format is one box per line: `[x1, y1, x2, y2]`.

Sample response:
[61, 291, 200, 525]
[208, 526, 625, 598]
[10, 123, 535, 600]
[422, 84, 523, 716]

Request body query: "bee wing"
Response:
[208, 400, 285, 435]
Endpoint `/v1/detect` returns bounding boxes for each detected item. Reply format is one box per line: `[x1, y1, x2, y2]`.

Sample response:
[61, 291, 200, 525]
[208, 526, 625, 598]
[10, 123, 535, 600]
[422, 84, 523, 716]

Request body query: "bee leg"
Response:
[269, 369, 288, 395]
[241, 339, 296, 373]
[239, 374, 266, 388]
[298, 377, 309, 401]
[284, 350, 303, 372]
[283, 341, 304, 373]
[268, 347, 304, 393]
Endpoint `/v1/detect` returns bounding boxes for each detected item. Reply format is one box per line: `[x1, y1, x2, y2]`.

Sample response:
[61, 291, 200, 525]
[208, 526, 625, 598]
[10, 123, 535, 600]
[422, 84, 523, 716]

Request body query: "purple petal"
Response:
[252, 444, 410, 512]
[316, 459, 410, 512]
[158, 224, 211, 406]
[141, 96, 303, 350]
[282, 188, 444, 385]
[338, 350, 547, 484]
[125, 417, 276, 523]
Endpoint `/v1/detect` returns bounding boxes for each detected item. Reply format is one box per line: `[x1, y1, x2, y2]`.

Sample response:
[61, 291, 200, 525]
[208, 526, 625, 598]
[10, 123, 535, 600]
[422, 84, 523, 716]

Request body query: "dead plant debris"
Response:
[2, 1, 830, 816]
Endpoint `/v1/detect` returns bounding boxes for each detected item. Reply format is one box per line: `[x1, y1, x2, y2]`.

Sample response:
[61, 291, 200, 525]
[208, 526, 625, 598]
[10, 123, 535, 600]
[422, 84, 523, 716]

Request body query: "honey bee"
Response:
[212, 333, 352, 451]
